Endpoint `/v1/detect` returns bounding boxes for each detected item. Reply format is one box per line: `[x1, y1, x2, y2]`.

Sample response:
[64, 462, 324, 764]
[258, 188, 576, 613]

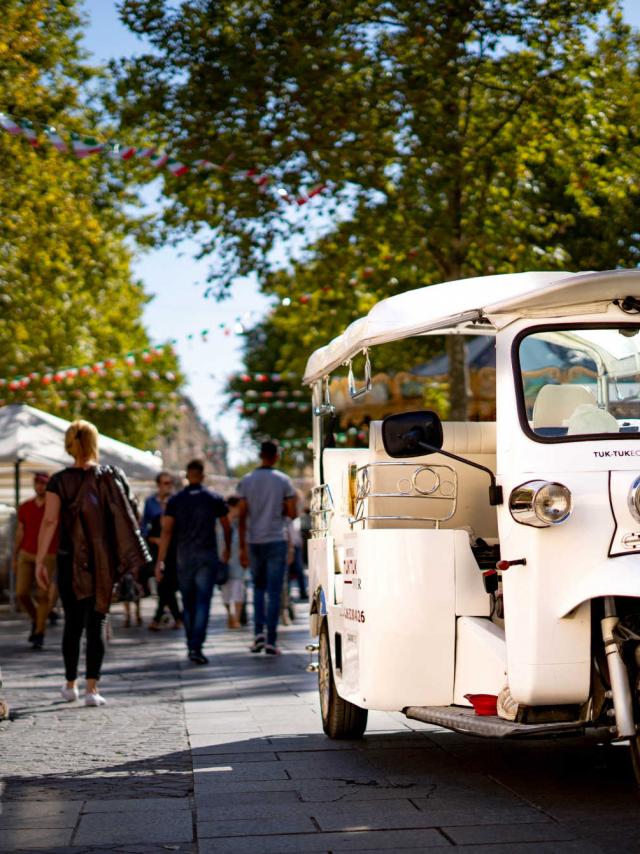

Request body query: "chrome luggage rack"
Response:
[349, 461, 457, 528]
[310, 483, 334, 538]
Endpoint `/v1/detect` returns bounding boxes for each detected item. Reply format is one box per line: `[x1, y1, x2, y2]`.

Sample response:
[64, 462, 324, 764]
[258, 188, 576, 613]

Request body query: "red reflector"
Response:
[464, 693, 498, 716]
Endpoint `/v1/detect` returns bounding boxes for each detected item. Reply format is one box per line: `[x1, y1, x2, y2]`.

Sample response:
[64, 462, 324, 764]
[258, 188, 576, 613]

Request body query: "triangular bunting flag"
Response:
[18, 119, 38, 146]
[45, 128, 67, 152]
[110, 143, 137, 160]
[193, 159, 217, 170]
[149, 152, 169, 168]
[71, 133, 104, 158]
[0, 113, 21, 135]
[167, 157, 189, 176]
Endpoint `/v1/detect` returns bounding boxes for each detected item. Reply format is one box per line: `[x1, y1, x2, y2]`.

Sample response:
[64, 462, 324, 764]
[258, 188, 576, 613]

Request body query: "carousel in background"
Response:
[326, 335, 599, 447]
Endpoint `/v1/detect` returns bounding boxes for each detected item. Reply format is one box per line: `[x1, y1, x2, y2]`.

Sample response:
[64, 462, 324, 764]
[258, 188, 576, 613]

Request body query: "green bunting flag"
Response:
[71, 133, 104, 158]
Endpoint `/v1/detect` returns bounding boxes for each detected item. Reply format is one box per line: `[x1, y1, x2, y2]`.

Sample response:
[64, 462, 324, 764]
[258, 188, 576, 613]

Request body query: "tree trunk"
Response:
[447, 335, 469, 421]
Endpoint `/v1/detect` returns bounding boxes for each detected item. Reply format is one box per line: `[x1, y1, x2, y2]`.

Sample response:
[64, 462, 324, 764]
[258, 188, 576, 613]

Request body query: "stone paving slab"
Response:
[198, 814, 318, 838]
[73, 808, 194, 847]
[442, 822, 577, 845]
[1, 827, 74, 849]
[0, 801, 82, 829]
[198, 827, 449, 853]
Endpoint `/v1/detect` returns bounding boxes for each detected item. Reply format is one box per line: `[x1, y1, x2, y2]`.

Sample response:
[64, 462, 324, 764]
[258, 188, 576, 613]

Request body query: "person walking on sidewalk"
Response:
[13, 472, 58, 650]
[146, 472, 182, 631]
[35, 419, 150, 706]
[155, 459, 231, 665]
[221, 496, 245, 629]
[238, 440, 298, 655]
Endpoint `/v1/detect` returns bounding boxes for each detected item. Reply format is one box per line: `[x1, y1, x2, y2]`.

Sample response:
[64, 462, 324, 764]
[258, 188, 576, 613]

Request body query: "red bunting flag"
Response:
[167, 157, 189, 176]
[71, 133, 104, 158]
[111, 143, 138, 160]
[19, 119, 38, 146]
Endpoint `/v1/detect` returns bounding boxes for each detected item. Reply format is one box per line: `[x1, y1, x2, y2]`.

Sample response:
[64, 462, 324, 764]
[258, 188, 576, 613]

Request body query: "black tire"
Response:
[318, 620, 368, 739]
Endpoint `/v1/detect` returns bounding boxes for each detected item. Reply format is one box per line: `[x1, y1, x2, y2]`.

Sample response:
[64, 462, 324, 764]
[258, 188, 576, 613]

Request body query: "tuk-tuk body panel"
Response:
[453, 617, 507, 706]
[333, 529, 456, 710]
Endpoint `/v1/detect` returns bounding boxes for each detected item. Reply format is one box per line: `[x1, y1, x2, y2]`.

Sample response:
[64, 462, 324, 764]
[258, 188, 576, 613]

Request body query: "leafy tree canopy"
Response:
[116, 0, 637, 286]
[0, 0, 183, 448]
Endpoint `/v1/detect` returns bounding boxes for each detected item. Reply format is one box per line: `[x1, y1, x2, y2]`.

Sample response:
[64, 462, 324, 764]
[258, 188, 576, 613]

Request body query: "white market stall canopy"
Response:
[303, 269, 640, 384]
[0, 404, 162, 503]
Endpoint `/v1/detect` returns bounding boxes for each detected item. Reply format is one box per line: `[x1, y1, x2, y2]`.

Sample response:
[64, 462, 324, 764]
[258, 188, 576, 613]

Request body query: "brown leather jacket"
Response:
[69, 466, 151, 614]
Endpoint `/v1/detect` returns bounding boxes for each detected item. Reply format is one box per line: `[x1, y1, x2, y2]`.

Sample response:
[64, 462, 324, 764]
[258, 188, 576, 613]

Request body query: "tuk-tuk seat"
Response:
[532, 384, 596, 430]
[364, 421, 498, 538]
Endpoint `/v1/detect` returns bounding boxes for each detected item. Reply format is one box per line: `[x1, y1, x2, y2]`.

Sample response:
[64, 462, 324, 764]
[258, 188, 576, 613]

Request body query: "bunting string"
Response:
[0, 345, 176, 391]
[240, 402, 311, 414]
[230, 371, 300, 383]
[0, 111, 327, 207]
[230, 389, 305, 399]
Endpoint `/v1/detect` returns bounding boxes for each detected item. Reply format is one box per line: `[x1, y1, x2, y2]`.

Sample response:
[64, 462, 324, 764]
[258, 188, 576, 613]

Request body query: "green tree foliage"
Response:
[0, 0, 183, 448]
[117, 1, 640, 428]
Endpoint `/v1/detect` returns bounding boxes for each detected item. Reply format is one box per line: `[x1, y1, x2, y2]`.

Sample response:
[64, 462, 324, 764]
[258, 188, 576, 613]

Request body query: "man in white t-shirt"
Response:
[238, 440, 297, 655]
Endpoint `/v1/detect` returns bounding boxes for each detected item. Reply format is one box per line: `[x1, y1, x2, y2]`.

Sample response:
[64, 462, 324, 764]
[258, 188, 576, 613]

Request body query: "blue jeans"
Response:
[177, 552, 217, 654]
[249, 541, 288, 646]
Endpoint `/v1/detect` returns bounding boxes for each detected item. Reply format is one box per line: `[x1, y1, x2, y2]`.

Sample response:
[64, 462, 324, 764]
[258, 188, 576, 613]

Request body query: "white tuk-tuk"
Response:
[303, 269, 640, 780]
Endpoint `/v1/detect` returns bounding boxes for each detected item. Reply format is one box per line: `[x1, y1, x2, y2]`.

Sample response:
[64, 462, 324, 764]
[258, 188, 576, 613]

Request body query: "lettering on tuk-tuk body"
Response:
[593, 449, 640, 458]
[343, 555, 362, 589]
[341, 607, 366, 623]
[344, 557, 358, 574]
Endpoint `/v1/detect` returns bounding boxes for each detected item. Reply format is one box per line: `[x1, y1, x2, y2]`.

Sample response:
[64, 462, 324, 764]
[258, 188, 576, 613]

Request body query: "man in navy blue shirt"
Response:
[155, 459, 231, 665]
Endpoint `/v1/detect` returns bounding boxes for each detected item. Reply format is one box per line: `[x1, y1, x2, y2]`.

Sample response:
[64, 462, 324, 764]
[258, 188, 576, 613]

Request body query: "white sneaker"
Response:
[60, 684, 79, 702]
[84, 692, 107, 707]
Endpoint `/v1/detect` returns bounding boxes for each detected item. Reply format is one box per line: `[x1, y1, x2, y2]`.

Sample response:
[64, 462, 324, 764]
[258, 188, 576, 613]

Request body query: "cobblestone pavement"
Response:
[1, 596, 640, 853]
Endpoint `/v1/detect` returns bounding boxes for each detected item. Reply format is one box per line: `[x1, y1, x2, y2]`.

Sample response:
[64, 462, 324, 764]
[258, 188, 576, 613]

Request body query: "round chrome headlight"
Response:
[628, 476, 640, 523]
[509, 480, 573, 527]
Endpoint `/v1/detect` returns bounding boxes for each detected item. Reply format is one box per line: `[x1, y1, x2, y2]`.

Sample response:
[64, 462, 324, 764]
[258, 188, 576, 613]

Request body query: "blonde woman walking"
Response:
[36, 419, 149, 706]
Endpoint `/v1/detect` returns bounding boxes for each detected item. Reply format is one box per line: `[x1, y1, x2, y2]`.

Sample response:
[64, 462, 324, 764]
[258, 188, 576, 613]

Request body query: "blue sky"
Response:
[79, 1, 640, 463]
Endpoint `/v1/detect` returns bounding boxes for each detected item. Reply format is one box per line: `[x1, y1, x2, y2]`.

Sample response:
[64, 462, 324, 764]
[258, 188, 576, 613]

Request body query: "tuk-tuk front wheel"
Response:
[318, 621, 368, 739]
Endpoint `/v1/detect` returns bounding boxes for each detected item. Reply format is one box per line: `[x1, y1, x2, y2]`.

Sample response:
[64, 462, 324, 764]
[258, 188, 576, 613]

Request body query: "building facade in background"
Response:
[158, 397, 228, 476]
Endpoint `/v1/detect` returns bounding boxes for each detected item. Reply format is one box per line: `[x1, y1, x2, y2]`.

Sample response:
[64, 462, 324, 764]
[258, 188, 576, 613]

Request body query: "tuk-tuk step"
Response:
[404, 705, 587, 739]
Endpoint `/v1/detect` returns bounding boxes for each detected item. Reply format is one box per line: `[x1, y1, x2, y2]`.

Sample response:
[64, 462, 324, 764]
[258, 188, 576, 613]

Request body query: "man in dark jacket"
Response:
[155, 459, 231, 665]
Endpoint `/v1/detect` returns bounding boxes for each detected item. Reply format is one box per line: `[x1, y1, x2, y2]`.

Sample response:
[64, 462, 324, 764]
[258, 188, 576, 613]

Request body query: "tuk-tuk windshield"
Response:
[517, 324, 640, 439]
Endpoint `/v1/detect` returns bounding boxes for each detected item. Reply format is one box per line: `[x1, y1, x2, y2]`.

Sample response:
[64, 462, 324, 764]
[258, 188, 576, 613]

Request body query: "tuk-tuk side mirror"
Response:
[382, 409, 503, 505]
[382, 410, 444, 458]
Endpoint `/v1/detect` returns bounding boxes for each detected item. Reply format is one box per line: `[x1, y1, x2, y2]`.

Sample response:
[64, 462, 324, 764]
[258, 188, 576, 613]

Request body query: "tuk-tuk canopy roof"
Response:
[303, 269, 640, 384]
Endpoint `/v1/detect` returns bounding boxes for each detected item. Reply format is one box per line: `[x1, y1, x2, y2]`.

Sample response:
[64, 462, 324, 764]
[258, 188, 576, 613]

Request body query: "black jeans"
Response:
[58, 555, 106, 681]
[154, 573, 181, 623]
